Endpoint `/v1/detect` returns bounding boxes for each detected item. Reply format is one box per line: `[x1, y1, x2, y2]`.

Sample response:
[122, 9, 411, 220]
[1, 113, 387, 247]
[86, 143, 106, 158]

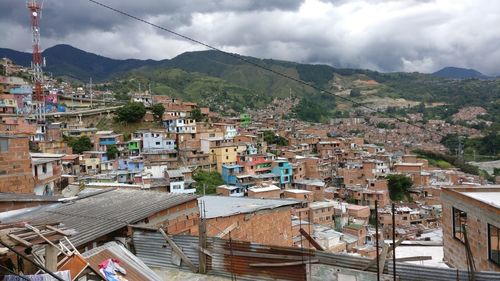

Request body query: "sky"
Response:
[1, 0, 500, 75]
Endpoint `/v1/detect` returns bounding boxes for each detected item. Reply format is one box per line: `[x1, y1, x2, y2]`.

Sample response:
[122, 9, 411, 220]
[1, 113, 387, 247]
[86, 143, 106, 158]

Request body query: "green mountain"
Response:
[1, 45, 499, 126]
[432, 66, 492, 80]
[0, 44, 162, 80]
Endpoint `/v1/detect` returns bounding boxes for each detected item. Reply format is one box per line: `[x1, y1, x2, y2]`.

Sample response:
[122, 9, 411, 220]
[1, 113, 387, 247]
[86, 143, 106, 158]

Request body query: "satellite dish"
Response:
[32, 11, 38, 17]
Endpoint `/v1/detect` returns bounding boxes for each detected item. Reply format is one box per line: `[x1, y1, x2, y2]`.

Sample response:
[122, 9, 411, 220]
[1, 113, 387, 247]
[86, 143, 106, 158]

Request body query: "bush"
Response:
[193, 171, 224, 195]
[67, 136, 92, 154]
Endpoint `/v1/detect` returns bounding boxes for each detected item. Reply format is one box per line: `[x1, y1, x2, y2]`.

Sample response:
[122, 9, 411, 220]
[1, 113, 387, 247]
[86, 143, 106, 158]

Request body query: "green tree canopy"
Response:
[116, 102, 146, 123]
[386, 174, 413, 201]
[193, 171, 224, 195]
[151, 103, 165, 122]
[68, 136, 92, 154]
[106, 144, 119, 159]
[191, 108, 203, 122]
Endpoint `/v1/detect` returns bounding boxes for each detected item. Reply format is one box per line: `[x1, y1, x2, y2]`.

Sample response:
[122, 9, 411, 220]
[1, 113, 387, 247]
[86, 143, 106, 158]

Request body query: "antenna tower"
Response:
[27, 0, 45, 121]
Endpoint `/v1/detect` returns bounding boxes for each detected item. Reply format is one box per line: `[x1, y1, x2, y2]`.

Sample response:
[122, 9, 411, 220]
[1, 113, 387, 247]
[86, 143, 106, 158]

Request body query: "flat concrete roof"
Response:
[461, 192, 500, 209]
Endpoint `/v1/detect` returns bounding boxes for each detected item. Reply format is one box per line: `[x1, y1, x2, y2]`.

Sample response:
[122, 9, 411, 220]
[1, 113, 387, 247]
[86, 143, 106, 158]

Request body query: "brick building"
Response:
[0, 134, 35, 193]
[441, 186, 500, 272]
[199, 196, 298, 247]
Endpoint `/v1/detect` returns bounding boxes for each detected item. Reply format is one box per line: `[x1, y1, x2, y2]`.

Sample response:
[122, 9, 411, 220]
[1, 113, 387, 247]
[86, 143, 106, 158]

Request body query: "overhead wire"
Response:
[87, 0, 457, 139]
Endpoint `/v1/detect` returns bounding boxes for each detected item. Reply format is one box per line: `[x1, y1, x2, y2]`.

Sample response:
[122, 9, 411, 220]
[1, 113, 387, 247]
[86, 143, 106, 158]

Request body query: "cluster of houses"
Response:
[0, 58, 499, 277]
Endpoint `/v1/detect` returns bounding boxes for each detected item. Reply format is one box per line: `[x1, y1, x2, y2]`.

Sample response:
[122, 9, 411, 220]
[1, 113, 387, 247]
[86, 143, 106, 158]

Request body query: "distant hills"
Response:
[432, 66, 492, 80]
[1, 44, 499, 124]
[0, 44, 162, 81]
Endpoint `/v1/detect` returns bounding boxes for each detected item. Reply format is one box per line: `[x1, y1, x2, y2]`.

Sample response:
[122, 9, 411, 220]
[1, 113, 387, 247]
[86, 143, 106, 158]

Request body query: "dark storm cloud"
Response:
[0, 1, 304, 36]
[1, 0, 500, 74]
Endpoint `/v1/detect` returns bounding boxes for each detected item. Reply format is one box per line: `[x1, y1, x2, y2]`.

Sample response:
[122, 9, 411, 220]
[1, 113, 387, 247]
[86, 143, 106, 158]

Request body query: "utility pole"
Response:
[89, 77, 93, 108]
[457, 136, 464, 162]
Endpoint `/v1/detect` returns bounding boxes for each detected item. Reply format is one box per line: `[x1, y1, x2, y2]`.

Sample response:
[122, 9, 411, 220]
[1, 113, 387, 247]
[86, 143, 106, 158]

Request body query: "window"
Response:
[156, 142, 161, 145]
[42, 164, 47, 173]
[452, 207, 467, 243]
[489, 224, 499, 266]
[0, 139, 8, 152]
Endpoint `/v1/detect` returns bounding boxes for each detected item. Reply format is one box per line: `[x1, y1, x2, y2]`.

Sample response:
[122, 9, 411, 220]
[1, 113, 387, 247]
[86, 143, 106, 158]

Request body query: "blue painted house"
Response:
[221, 164, 244, 186]
[271, 159, 293, 188]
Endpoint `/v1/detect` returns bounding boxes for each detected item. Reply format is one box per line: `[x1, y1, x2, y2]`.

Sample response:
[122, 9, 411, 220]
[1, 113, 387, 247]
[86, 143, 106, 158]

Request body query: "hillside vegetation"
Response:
[2, 45, 499, 125]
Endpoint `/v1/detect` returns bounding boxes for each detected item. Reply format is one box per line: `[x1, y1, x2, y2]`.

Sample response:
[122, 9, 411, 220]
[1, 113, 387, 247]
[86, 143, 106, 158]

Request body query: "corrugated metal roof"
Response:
[3, 189, 198, 247]
[0, 192, 63, 202]
[133, 231, 200, 272]
[82, 242, 162, 281]
[132, 232, 500, 281]
[199, 196, 299, 219]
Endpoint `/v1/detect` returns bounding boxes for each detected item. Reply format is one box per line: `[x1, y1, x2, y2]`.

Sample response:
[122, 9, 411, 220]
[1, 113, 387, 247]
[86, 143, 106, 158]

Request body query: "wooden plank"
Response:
[215, 222, 238, 238]
[395, 256, 432, 262]
[212, 249, 307, 261]
[299, 228, 325, 251]
[198, 218, 208, 274]
[378, 243, 389, 274]
[46, 225, 68, 236]
[128, 224, 157, 231]
[191, 244, 213, 257]
[362, 236, 406, 271]
[158, 228, 198, 273]
[8, 234, 33, 248]
[249, 259, 319, 267]
[45, 244, 58, 272]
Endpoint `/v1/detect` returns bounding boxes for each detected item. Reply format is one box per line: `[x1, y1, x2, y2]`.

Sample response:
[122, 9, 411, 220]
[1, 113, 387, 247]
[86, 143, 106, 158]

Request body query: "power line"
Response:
[87, 0, 450, 138]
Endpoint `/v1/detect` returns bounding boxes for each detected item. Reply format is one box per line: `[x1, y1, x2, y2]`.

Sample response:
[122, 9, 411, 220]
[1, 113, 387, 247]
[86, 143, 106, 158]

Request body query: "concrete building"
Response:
[248, 184, 281, 199]
[166, 168, 196, 194]
[271, 159, 293, 188]
[441, 186, 500, 271]
[31, 153, 64, 195]
[164, 118, 197, 134]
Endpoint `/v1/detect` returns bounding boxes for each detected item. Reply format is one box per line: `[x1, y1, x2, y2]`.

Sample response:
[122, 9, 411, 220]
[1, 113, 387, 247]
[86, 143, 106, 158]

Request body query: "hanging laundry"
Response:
[98, 259, 128, 281]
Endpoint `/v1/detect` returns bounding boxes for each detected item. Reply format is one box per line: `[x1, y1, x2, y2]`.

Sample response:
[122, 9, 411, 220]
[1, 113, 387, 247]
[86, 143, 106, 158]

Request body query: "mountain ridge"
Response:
[432, 66, 492, 80]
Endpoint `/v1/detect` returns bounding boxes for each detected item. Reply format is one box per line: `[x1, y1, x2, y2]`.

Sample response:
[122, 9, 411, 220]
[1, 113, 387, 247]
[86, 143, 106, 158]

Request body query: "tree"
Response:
[193, 171, 224, 195]
[350, 88, 361, 97]
[106, 144, 119, 159]
[68, 136, 92, 154]
[191, 108, 203, 122]
[263, 131, 289, 146]
[116, 102, 146, 123]
[151, 103, 165, 122]
[386, 174, 413, 201]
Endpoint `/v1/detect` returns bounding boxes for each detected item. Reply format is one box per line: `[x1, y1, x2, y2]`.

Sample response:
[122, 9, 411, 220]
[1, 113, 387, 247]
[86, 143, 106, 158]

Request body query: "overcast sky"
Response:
[1, 0, 500, 75]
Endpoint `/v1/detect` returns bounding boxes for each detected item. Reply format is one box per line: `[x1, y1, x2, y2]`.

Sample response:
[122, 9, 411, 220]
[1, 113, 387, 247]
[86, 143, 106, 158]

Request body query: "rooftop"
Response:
[248, 185, 280, 193]
[461, 191, 500, 209]
[2, 189, 197, 247]
[199, 196, 298, 219]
